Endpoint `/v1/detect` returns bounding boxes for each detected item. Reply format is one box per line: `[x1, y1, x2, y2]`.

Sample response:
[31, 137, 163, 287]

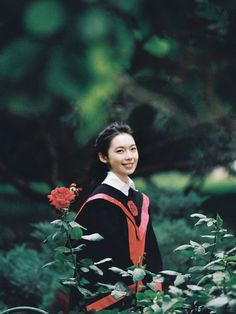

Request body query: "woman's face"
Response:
[99, 133, 139, 182]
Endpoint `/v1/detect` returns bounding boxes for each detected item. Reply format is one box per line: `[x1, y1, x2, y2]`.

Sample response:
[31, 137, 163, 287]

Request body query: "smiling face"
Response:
[98, 133, 139, 183]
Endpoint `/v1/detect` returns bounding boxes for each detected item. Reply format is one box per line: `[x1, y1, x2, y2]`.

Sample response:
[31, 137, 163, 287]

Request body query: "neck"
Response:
[111, 171, 129, 184]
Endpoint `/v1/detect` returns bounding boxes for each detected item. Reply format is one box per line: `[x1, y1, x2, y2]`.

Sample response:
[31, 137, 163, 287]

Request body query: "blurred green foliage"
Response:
[24, 1, 67, 36]
[1, 0, 236, 186]
[1, 0, 236, 309]
[0, 222, 72, 311]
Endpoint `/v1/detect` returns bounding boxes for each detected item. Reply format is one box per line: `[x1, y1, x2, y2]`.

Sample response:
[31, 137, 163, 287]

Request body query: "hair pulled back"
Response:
[88, 121, 133, 187]
[76, 122, 134, 208]
[95, 121, 133, 158]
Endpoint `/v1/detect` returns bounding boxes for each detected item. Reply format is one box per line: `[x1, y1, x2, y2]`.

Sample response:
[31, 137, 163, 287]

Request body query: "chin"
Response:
[127, 169, 135, 175]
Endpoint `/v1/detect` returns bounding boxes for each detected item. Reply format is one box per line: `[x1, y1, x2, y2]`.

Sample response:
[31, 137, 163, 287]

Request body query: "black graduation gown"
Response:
[70, 183, 162, 310]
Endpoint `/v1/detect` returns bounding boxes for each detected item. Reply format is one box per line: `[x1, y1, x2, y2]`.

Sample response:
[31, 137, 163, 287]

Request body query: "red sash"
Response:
[77, 193, 162, 312]
[77, 193, 149, 265]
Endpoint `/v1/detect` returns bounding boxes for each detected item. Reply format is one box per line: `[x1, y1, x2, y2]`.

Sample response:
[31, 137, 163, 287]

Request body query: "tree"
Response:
[1, 0, 236, 216]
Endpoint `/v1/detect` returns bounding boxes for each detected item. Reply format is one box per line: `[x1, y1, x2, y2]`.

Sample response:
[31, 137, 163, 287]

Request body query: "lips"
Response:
[123, 163, 135, 169]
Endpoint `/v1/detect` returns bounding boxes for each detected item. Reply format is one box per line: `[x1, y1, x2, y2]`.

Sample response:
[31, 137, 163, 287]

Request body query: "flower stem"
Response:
[65, 222, 80, 282]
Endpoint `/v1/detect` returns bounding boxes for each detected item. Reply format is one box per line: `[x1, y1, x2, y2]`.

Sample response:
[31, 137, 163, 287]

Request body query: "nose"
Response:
[125, 150, 132, 159]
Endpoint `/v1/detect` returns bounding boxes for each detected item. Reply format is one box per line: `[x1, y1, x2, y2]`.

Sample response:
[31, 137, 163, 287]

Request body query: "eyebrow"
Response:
[115, 144, 137, 149]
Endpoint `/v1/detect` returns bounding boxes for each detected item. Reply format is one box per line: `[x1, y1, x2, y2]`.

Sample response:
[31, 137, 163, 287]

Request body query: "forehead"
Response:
[109, 133, 136, 149]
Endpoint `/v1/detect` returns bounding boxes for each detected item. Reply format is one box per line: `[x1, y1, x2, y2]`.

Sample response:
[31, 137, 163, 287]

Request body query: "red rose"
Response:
[48, 187, 76, 209]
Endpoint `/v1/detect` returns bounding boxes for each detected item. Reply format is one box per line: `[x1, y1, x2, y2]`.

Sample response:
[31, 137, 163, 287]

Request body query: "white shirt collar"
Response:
[102, 171, 137, 196]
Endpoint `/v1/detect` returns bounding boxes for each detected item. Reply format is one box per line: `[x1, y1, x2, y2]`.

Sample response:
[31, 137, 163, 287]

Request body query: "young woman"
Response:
[71, 122, 163, 312]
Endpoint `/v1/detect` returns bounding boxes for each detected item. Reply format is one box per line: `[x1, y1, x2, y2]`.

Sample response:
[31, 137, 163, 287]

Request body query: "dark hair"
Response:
[75, 122, 134, 207]
[89, 121, 134, 186]
[79, 122, 134, 199]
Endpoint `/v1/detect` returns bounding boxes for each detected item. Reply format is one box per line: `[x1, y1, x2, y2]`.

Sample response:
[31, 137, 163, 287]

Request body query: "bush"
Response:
[154, 218, 202, 272]
[1, 191, 235, 314]
[114, 213, 236, 314]
[0, 222, 71, 311]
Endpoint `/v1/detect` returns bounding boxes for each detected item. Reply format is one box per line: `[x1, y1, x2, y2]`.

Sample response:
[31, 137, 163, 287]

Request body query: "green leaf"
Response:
[114, 282, 129, 292]
[197, 274, 212, 285]
[146, 281, 159, 292]
[82, 233, 104, 241]
[136, 289, 157, 301]
[189, 266, 204, 273]
[94, 258, 112, 265]
[81, 267, 89, 273]
[160, 270, 179, 276]
[77, 286, 94, 297]
[201, 235, 215, 239]
[168, 285, 183, 296]
[97, 282, 116, 290]
[54, 247, 71, 262]
[61, 221, 69, 231]
[60, 278, 77, 287]
[212, 271, 228, 284]
[55, 246, 71, 254]
[51, 219, 63, 226]
[79, 278, 90, 286]
[203, 258, 222, 270]
[54, 250, 66, 262]
[80, 258, 93, 267]
[207, 265, 225, 271]
[190, 240, 200, 246]
[216, 214, 223, 228]
[65, 260, 75, 270]
[187, 285, 203, 291]
[207, 219, 215, 227]
[215, 252, 224, 259]
[52, 231, 60, 240]
[226, 255, 236, 262]
[174, 274, 186, 286]
[41, 261, 57, 269]
[206, 296, 228, 308]
[43, 232, 58, 243]
[190, 213, 207, 219]
[70, 226, 83, 240]
[108, 267, 129, 277]
[151, 304, 161, 312]
[72, 244, 86, 253]
[190, 241, 206, 255]
[194, 218, 209, 226]
[223, 234, 234, 238]
[89, 265, 103, 276]
[69, 221, 87, 230]
[111, 289, 126, 299]
[162, 296, 182, 312]
[226, 247, 236, 255]
[194, 246, 206, 256]
[175, 244, 192, 251]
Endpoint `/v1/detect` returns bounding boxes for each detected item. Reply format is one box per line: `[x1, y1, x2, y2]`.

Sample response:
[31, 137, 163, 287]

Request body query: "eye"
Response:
[131, 146, 137, 151]
[116, 149, 124, 153]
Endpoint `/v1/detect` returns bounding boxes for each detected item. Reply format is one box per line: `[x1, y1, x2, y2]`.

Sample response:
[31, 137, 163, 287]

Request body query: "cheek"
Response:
[108, 155, 120, 166]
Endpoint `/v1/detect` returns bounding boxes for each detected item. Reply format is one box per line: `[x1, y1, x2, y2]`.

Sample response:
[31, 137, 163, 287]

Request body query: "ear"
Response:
[98, 152, 109, 164]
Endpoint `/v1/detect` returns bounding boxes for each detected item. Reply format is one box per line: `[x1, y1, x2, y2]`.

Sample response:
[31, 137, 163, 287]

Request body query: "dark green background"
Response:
[1, 0, 236, 310]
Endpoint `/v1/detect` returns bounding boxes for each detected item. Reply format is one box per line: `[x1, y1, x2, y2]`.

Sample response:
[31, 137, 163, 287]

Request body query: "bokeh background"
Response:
[1, 0, 236, 311]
